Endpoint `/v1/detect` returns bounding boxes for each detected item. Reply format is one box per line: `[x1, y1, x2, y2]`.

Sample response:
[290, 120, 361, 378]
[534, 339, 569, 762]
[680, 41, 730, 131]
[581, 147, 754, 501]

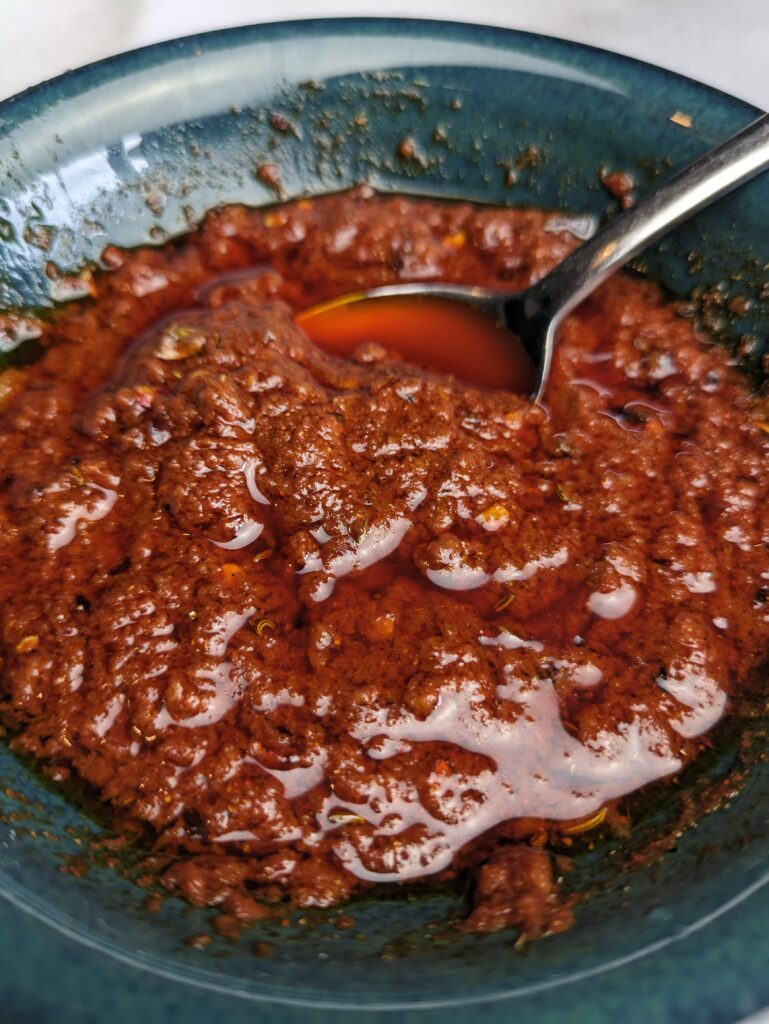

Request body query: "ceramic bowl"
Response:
[1, 18, 768, 1024]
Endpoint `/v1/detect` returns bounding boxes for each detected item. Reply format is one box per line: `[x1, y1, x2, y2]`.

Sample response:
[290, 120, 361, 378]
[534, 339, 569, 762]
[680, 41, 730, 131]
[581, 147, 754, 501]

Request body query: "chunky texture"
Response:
[1, 189, 768, 938]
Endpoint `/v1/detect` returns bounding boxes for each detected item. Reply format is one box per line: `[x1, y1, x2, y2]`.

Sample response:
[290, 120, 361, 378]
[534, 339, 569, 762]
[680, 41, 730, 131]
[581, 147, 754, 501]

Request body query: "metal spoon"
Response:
[298, 114, 769, 401]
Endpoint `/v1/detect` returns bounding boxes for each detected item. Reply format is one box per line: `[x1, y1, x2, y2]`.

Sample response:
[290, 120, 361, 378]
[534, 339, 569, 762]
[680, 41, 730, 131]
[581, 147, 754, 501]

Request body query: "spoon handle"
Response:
[522, 112, 769, 328]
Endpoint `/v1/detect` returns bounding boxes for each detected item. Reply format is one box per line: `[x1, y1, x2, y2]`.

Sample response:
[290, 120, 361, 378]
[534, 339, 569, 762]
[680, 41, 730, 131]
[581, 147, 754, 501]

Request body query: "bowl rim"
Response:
[1, 15, 763, 123]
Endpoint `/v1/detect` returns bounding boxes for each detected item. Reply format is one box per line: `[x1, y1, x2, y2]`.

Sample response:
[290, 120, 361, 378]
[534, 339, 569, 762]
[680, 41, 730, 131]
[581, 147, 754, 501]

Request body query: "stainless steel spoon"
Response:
[298, 114, 769, 401]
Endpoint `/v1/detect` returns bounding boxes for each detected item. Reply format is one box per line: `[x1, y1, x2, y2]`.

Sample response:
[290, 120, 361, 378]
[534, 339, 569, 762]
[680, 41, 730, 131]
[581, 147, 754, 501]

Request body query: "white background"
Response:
[2, 3, 769, 1021]
[1, 0, 768, 109]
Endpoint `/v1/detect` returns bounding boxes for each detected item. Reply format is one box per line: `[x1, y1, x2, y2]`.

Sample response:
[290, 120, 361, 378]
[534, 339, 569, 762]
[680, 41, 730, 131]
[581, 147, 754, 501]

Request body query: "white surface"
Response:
[1, 0, 768, 109]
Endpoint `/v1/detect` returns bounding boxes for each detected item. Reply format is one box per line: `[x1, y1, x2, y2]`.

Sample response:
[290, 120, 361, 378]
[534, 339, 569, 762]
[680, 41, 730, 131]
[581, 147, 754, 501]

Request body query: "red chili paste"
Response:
[1, 188, 768, 938]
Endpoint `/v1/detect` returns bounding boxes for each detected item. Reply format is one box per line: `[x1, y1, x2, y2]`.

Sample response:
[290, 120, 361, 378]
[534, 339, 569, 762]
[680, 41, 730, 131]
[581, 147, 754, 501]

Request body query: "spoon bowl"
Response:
[296, 285, 536, 391]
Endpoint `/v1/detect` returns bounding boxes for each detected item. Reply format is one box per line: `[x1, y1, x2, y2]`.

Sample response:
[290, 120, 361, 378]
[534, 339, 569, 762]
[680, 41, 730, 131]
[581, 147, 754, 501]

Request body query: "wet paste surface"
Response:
[1, 189, 768, 936]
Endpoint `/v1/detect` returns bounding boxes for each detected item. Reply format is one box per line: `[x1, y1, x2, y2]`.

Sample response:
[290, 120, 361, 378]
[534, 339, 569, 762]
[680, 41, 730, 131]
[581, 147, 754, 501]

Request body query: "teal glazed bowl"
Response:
[1, 19, 769, 1024]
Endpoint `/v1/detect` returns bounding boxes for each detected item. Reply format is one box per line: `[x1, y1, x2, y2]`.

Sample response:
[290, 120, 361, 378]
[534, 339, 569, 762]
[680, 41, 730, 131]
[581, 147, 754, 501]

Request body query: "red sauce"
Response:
[296, 294, 535, 392]
[0, 187, 768, 940]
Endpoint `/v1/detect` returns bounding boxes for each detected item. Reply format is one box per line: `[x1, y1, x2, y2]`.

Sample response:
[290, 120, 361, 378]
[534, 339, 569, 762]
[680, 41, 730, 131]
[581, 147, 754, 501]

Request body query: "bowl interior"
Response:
[1, 19, 769, 1020]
